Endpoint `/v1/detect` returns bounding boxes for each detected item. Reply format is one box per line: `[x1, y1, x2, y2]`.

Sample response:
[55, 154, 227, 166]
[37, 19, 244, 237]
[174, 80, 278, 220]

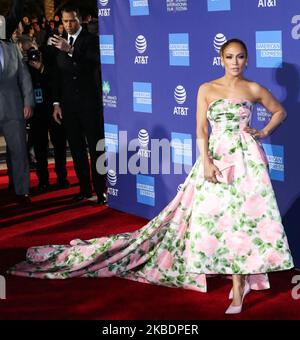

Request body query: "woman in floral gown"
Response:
[8, 39, 293, 314]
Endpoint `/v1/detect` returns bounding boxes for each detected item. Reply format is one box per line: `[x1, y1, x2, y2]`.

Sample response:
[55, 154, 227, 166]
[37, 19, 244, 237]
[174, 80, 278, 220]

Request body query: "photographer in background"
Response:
[18, 36, 69, 192]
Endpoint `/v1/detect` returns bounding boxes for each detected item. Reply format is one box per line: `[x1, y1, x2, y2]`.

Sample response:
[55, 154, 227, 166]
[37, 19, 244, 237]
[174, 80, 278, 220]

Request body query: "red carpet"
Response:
[0, 164, 299, 320]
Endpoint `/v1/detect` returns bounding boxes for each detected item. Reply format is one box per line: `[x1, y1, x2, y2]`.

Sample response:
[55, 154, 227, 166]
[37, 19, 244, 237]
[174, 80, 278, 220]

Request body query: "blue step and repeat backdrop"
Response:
[98, 0, 300, 267]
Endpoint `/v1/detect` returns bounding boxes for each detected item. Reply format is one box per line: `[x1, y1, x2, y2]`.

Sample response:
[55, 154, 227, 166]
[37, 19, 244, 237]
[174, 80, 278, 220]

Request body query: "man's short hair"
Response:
[61, 6, 81, 19]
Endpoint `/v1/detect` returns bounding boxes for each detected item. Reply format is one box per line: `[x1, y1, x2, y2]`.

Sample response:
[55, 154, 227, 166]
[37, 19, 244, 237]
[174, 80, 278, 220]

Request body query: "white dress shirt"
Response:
[0, 42, 4, 73]
[67, 26, 82, 50]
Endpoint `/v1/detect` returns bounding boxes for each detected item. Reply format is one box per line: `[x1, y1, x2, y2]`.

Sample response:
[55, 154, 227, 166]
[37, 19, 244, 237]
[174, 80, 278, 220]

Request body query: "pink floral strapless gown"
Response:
[8, 98, 294, 292]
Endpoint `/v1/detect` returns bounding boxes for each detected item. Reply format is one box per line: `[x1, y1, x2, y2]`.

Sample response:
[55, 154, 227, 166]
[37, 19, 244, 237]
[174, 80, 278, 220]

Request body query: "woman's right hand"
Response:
[204, 159, 222, 183]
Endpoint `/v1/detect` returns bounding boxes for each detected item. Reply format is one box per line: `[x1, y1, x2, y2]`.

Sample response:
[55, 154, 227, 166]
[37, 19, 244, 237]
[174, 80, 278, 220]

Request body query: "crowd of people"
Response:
[0, 0, 106, 205]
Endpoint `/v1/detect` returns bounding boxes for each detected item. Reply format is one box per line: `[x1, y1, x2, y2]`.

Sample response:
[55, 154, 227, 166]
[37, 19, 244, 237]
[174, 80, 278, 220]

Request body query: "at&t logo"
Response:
[177, 184, 183, 192]
[213, 33, 227, 66]
[138, 129, 151, 158]
[173, 85, 189, 116]
[258, 0, 277, 7]
[98, 0, 111, 16]
[107, 169, 119, 196]
[135, 35, 149, 64]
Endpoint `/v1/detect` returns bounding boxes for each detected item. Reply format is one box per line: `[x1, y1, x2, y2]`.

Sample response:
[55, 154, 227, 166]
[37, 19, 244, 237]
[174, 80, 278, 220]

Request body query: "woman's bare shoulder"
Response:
[243, 79, 263, 90]
[245, 80, 266, 98]
[198, 79, 222, 94]
[198, 82, 210, 90]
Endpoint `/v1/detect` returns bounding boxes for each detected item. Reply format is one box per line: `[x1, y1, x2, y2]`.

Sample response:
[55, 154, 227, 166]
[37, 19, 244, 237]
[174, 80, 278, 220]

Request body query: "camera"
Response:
[27, 47, 41, 62]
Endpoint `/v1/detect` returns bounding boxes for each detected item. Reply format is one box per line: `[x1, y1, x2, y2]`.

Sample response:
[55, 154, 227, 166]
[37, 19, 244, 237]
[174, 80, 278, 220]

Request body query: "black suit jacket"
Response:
[53, 29, 102, 114]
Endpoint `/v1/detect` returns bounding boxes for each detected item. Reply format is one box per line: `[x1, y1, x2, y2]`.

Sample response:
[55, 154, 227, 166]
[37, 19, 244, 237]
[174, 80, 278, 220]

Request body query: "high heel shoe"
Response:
[225, 280, 250, 314]
[228, 277, 250, 299]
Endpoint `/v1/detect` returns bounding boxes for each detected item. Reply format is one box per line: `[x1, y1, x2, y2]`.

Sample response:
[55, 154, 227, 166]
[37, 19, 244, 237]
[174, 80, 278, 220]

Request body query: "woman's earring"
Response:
[221, 62, 224, 67]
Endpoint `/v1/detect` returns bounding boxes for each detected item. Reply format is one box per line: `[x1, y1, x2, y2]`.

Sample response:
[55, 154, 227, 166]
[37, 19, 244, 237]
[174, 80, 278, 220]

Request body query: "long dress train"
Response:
[8, 98, 294, 293]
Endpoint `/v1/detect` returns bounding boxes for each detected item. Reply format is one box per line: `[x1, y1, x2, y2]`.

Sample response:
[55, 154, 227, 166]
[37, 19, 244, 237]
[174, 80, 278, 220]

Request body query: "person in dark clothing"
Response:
[51, 6, 107, 204]
[1, 0, 25, 41]
[18, 36, 69, 191]
[81, 12, 92, 33]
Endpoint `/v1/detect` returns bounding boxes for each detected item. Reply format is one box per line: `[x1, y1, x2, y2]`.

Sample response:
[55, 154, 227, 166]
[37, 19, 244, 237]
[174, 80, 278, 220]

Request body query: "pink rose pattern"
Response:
[8, 99, 293, 293]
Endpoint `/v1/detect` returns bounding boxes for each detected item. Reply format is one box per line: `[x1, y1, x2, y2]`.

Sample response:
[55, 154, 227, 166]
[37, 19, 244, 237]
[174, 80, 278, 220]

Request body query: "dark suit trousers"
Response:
[30, 109, 67, 185]
[63, 110, 106, 197]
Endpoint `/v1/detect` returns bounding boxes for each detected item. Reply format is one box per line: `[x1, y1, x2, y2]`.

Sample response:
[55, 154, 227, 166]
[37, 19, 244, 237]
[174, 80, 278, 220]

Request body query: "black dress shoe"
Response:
[96, 193, 107, 205]
[29, 161, 37, 170]
[16, 194, 32, 205]
[71, 192, 92, 203]
[37, 183, 50, 193]
[8, 178, 14, 191]
[56, 179, 70, 189]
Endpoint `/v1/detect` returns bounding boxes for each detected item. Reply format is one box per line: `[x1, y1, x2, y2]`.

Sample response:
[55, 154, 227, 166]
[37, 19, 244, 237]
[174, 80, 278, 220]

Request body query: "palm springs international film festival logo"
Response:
[138, 129, 151, 158]
[213, 33, 227, 66]
[98, 0, 111, 16]
[167, 0, 188, 13]
[256, 105, 272, 122]
[173, 85, 189, 116]
[102, 81, 117, 108]
[135, 35, 149, 64]
[107, 169, 118, 197]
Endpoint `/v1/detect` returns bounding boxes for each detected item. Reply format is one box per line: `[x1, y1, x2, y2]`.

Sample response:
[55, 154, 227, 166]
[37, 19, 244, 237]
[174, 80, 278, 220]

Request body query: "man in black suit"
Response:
[51, 6, 106, 204]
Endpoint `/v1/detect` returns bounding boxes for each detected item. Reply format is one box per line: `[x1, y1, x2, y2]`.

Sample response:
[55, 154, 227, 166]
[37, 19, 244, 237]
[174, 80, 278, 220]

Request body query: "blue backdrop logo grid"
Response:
[98, 0, 300, 266]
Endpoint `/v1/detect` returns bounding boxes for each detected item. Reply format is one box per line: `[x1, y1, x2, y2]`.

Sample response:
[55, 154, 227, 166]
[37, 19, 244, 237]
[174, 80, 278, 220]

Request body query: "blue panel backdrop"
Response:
[98, 0, 300, 267]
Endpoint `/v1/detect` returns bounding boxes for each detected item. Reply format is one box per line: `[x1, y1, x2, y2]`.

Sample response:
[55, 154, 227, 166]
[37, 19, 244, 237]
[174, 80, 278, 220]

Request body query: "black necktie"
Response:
[69, 36, 74, 47]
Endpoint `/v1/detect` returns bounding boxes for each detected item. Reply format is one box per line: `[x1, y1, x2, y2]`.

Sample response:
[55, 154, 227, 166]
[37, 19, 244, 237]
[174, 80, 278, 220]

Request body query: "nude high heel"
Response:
[225, 279, 250, 314]
[228, 276, 250, 299]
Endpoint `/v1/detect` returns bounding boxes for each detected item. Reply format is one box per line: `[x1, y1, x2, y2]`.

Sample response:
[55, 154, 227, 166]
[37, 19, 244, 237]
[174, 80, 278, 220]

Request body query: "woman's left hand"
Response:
[244, 127, 268, 139]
